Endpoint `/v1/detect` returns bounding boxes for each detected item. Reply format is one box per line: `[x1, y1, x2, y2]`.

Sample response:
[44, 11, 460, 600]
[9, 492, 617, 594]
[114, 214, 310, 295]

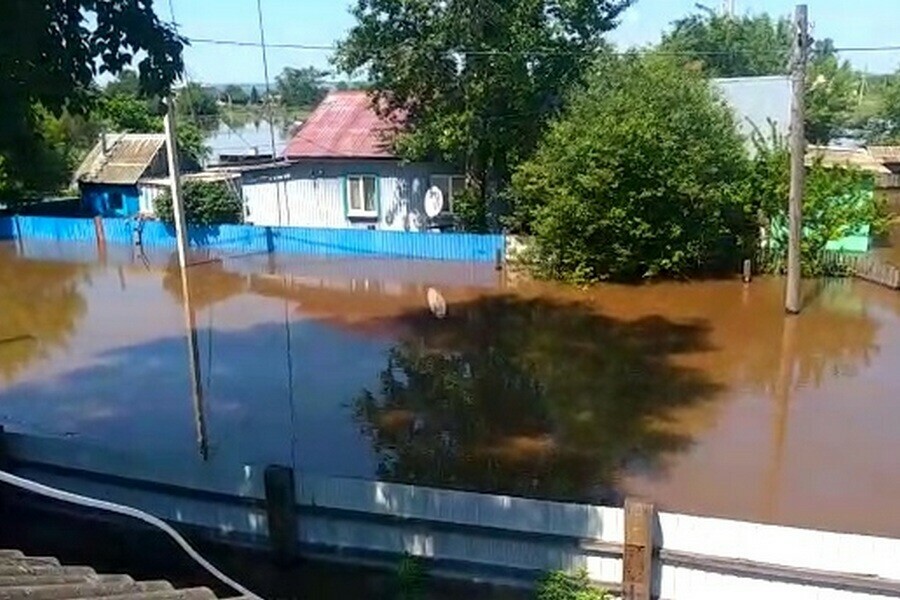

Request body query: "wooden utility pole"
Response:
[786, 4, 808, 314]
[163, 97, 189, 271]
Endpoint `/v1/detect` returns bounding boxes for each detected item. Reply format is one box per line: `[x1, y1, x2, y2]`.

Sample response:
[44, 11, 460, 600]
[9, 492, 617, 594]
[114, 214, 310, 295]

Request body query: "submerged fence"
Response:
[823, 250, 900, 290]
[0, 215, 505, 263]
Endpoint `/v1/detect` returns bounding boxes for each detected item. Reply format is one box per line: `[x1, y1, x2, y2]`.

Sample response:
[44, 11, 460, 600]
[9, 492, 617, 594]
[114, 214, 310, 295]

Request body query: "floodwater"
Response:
[2, 240, 900, 538]
[204, 118, 291, 163]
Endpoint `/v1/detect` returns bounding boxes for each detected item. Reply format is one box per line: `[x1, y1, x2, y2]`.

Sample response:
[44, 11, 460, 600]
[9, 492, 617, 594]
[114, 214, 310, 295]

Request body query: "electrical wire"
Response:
[254, 0, 284, 225]
[184, 35, 900, 56]
[0, 468, 261, 599]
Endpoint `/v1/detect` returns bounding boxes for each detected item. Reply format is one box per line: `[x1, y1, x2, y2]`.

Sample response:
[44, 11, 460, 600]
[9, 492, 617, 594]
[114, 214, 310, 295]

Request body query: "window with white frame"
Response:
[347, 174, 378, 217]
[430, 175, 467, 214]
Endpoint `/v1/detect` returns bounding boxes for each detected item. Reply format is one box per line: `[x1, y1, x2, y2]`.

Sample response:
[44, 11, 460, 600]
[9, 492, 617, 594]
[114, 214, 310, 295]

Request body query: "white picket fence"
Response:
[2, 431, 900, 599]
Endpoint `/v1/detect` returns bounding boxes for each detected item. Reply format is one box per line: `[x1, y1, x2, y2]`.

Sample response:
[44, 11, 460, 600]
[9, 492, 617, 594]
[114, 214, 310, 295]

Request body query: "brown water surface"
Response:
[1, 241, 899, 537]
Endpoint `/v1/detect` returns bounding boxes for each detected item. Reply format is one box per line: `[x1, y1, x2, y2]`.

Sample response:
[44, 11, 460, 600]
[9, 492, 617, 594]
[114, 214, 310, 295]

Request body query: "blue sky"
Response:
[165, 0, 900, 84]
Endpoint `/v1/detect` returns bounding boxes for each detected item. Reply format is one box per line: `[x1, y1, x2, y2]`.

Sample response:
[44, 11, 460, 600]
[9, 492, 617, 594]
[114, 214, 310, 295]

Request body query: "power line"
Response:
[189, 37, 334, 51]
[184, 35, 900, 56]
[255, 0, 278, 160]
[255, 0, 286, 225]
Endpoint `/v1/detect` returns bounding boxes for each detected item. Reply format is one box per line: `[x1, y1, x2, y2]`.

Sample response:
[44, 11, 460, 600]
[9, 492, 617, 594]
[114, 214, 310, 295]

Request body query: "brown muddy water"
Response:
[2, 240, 900, 539]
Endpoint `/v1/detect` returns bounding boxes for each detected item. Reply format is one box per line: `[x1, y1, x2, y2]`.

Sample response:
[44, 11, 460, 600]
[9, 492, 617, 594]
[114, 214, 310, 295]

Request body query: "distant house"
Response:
[807, 146, 891, 175]
[714, 75, 792, 143]
[236, 91, 464, 231]
[74, 133, 169, 217]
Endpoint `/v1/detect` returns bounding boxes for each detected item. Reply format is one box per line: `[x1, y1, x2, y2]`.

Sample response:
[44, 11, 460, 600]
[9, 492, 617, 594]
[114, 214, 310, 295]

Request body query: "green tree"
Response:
[154, 180, 243, 225]
[104, 70, 143, 98]
[660, 8, 791, 77]
[866, 68, 900, 143]
[0, 0, 183, 203]
[334, 0, 634, 226]
[177, 83, 220, 119]
[98, 93, 160, 133]
[175, 121, 210, 168]
[511, 53, 751, 282]
[275, 67, 328, 107]
[807, 40, 858, 144]
[222, 84, 249, 105]
[0, 107, 78, 201]
[659, 8, 857, 144]
[95, 85, 208, 167]
[249, 86, 261, 105]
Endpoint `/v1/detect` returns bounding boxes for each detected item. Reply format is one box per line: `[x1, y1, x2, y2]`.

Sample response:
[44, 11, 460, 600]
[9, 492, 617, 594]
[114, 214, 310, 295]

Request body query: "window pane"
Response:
[450, 176, 466, 212]
[349, 177, 362, 210]
[363, 176, 376, 212]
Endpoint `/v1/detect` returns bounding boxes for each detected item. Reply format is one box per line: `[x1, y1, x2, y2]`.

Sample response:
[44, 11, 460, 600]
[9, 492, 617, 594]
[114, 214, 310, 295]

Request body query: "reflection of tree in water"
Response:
[0, 256, 87, 382]
[354, 295, 720, 502]
[161, 253, 246, 311]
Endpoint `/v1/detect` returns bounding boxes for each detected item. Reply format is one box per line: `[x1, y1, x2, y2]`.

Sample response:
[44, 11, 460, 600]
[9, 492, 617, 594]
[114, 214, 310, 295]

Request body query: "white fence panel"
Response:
[658, 511, 900, 580]
[5, 432, 900, 599]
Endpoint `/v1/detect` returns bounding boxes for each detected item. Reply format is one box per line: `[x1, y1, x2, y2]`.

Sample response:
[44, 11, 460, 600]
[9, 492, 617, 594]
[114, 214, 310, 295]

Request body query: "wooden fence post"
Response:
[13, 216, 24, 255]
[0, 425, 5, 510]
[264, 464, 297, 564]
[0, 425, 6, 468]
[94, 216, 107, 261]
[623, 498, 654, 600]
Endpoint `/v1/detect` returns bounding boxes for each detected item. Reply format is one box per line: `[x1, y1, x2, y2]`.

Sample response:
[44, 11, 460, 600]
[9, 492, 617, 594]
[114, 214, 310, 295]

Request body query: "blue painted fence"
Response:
[0, 216, 505, 262]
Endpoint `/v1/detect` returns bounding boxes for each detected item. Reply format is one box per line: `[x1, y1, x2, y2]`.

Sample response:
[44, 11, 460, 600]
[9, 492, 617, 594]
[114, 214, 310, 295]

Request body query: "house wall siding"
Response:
[241, 160, 447, 231]
[80, 183, 141, 218]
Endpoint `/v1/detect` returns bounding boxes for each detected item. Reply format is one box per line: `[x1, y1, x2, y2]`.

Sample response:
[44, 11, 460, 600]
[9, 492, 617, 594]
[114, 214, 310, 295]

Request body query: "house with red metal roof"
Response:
[238, 90, 465, 231]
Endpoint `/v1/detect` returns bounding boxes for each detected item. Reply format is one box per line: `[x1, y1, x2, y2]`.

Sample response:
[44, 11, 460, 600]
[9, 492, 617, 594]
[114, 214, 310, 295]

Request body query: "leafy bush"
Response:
[511, 52, 752, 282]
[154, 180, 243, 225]
[536, 570, 611, 600]
[395, 554, 425, 600]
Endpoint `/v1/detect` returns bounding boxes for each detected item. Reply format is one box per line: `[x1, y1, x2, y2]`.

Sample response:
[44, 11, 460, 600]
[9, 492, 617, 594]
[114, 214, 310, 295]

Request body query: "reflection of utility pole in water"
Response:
[180, 264, 209, 461]
[164, 96, 208, 460]
[764, 316, 798, 520]
[283, 298, 297, 470]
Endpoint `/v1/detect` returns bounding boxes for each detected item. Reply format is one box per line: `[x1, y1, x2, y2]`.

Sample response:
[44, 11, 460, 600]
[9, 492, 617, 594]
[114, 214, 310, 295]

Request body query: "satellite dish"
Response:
[426, 287, 448, 319]
[424, 186, 444, 219]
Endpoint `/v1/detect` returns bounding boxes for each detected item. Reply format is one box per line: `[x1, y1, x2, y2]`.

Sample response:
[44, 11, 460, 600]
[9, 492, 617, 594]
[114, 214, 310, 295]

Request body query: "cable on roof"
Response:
[0, 468, 261, 600]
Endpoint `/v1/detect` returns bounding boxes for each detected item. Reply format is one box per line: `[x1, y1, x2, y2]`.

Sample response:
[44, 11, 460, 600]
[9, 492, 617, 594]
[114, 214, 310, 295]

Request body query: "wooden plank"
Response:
[622, 499, 654, 600]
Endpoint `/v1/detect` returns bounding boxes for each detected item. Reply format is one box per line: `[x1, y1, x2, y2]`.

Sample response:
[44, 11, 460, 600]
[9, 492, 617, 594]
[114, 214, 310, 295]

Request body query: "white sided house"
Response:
[238, 91, 464, 231]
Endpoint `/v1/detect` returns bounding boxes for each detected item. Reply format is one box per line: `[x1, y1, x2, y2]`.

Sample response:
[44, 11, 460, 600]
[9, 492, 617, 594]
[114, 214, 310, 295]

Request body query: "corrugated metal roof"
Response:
[868, 146, 900, 164]
[284, 91, 399, 159]
[807, 146, 891, 174]
[75, 133, 167, 185]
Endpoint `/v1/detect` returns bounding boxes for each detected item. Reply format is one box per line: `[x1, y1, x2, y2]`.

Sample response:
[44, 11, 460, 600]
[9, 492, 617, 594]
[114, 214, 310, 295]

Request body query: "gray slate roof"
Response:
[0, 549, 251, 600]
[74, 134, 167, 186]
